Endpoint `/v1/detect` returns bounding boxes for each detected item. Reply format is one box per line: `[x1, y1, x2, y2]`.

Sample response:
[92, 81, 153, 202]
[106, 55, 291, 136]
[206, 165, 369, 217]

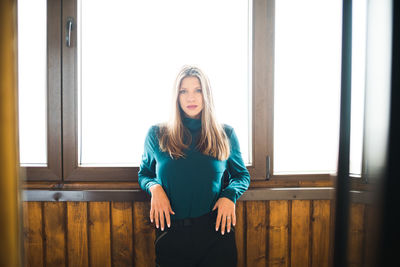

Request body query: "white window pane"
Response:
[274, 0, 342, 174]
[78, 0, 252, 167]
[17, 0, 47, 166]
[350, 0, 367, 176]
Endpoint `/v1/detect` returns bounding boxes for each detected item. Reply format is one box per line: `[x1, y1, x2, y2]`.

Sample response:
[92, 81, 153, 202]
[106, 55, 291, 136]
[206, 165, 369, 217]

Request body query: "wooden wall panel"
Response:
[23, 202, 44, 267]
[347, 203, 365, 267]
[363, 203, 379, 267]
[246, 201, 268, 267]
[269, 200, 289, 267]
[133, 201, 155, 267]
[43, 202, 66, 267]
[67, 202, 88, 267]
[88, 202, 111, 267]
[311, 200, 331, 267]
[111, 202, 133, 267]
[235, 201, 245, 267]
[21, 199, 364, 267]
[291, 200, 311, 267]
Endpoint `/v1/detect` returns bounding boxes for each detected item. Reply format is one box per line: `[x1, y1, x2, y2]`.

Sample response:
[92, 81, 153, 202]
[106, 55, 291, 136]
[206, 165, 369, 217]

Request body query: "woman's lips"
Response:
[187, 105, 198, 109]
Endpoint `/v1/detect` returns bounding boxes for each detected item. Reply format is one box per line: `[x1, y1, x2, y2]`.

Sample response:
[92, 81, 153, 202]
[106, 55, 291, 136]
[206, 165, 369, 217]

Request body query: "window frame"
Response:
[23, 0, 335, 185]
[21, 0, 62, 181]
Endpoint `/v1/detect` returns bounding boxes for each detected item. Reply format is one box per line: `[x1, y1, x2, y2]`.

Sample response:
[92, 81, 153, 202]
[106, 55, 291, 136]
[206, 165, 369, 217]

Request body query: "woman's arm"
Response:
[220, 126, 251, 203]
[214, 126, 251, 235]
[138, 126, 174, 230]
[138, 126, 161, 196]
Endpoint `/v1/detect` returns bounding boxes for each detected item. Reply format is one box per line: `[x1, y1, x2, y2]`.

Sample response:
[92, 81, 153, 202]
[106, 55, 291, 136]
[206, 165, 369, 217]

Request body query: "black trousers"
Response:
[154, 209, 237, 267]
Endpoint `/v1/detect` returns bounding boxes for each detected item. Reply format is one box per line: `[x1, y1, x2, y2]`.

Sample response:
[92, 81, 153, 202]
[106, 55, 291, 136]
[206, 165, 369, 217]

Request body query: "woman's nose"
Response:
[187, 93, 196, 101]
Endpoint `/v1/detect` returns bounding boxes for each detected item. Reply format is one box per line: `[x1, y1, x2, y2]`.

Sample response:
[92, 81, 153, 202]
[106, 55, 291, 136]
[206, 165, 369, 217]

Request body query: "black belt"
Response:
[171, 210, 217, 227]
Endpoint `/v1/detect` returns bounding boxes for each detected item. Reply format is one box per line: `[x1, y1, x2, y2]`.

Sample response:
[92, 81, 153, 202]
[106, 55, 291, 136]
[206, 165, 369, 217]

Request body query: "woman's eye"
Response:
[196, 89, 202, 93]
[179, 90, 186, 94]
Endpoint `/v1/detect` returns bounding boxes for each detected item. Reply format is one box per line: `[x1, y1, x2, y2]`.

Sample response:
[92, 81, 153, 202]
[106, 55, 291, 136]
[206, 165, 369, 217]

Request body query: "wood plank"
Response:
[23, 202, 44, 267]
[246, 201, 268, 267]
[311, 200, 331, 267]
[67, 202, 88, 267]
[347, 203, 365, 267]
[235, 201, 245, 267]
[43, 202, 66, 267]
[291, 200, 311, 267]
[269, 200, 289, 267]
[363, 203, 379, 267]
[133, 201, 155, 267]
[111, 202, 133, 267]
[328, 200, 335, 267]
[88, 202, 111, 267]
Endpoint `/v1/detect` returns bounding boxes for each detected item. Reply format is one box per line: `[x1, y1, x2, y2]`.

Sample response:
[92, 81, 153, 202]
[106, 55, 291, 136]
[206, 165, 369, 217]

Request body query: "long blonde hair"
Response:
[159, 65, 230, 160]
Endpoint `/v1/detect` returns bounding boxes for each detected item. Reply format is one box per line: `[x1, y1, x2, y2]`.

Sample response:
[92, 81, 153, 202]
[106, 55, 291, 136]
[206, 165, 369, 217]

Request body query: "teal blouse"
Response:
[138, 117, 250, 220]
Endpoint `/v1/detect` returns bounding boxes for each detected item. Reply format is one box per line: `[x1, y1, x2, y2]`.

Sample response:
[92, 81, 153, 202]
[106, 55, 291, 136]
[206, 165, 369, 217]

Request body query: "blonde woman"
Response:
[138, 65, 250, 267]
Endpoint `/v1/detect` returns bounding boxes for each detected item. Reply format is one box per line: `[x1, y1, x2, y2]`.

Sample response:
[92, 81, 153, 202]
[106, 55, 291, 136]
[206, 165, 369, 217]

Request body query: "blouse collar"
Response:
[182, 116, 202, 132]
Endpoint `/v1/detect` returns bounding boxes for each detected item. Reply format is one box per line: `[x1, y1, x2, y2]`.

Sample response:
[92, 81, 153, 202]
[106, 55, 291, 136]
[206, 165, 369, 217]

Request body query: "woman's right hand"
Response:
[149, 184, 175, 231]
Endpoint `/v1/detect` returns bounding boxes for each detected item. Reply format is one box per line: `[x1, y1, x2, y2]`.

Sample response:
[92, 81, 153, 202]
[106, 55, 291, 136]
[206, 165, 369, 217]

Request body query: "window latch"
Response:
[266, 155, 271, 180]
[66, 17, 74, 47]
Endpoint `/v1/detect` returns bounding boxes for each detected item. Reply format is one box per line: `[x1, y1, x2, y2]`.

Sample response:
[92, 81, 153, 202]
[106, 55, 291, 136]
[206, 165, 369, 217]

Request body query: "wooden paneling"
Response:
[111, 202, 133, 267]
[43, 202, 66, 267]
[291, 200, 311, 267]
[22, 199, 374, 267]
[67, 202, 88, 267]
[347, 203, 365, 267]
[246, 201, 268, 267]
[133, 201, 155, 267]
[235, 201, 246, 267]
[23, 202, 44, 267]
[88, 202, 111, 267]
[363, 204, 379, 267]
[269, 200, 289, 267]
[311, 200, 331, 267]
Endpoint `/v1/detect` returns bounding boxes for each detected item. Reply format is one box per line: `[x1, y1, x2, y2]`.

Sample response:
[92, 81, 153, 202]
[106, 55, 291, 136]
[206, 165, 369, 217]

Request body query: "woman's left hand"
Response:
[212, 197, 236, 235]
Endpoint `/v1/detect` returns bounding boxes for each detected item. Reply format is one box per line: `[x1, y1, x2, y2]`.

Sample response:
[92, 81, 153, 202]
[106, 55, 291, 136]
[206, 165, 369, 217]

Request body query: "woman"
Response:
[138, 65, 250, 267]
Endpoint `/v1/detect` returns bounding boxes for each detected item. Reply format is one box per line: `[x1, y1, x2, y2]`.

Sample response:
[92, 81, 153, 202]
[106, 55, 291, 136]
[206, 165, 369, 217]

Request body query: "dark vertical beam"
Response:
[333, 0, 352, 266]
[379, 1, 400, 265]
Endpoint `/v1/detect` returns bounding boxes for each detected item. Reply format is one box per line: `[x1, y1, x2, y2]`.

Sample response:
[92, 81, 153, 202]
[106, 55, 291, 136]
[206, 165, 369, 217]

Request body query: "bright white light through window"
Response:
[17, 0, 47, 166]
[78, 0, 252, 167]
[350, 0, 367, 176]
[274, 0, 342, 174]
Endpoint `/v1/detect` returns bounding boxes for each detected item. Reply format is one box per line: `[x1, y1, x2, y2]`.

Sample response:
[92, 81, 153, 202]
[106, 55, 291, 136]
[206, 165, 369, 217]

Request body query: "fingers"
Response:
[166, 206, 175, 228]
[155, 210, 159, 228]
[149, 187, 174, 231]
[216, 213, 235, 235]
[151, 207, 175, 230]
[150, 208, 154, 223]
[226, 216, 231, 233]
[215, 212, 222, 232]
[221, 215, 226, 234]
[159, 211, 165, 230]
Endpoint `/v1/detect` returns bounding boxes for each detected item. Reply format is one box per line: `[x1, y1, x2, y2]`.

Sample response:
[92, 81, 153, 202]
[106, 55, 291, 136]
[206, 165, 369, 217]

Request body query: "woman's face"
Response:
[178, 76, 204, 119]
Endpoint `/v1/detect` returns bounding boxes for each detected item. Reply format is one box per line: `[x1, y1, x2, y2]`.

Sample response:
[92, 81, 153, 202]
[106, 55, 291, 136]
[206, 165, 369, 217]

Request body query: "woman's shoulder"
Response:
[221, 123, 235, 137]
[146, 123, 168, 139]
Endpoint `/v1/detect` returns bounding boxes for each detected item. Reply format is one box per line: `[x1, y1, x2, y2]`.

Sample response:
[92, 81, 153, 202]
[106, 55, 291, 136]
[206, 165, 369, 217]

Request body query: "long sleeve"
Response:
[219, 127, 251, 204]
[138, 126, 161, 196]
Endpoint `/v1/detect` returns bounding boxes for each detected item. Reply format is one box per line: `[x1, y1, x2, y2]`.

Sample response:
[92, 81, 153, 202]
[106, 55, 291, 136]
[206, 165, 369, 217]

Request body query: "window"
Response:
[18, 0, 62, 180]
[19, 0, 364, 184]
[77, 0, 252, 167]
[18, 0, 47, 167]
[19, 0, 262, 182]
[272, 0, 367, 178]
[350, 0, 368, 176]
[273, 0, 342, 175]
